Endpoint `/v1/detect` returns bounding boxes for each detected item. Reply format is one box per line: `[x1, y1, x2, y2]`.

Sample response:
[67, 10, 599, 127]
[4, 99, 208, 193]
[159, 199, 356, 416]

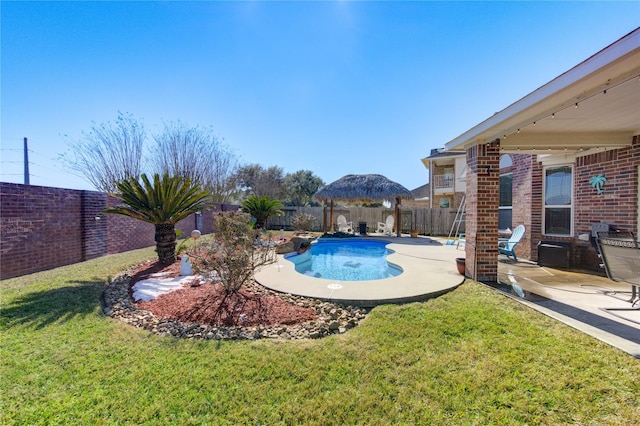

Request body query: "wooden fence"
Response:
[265, 206, 464, 236]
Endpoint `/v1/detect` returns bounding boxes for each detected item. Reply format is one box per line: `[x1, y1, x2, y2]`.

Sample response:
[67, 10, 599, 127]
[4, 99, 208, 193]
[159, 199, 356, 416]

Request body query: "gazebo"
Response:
[313, 174, 414, 237]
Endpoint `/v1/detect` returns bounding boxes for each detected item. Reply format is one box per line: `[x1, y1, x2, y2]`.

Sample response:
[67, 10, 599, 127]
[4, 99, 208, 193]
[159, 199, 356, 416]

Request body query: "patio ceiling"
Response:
[445, 28, 640, 155]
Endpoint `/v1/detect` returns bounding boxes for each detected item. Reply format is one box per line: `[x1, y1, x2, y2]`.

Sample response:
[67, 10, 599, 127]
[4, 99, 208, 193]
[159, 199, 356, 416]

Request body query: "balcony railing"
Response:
[433, 174, 454, 190]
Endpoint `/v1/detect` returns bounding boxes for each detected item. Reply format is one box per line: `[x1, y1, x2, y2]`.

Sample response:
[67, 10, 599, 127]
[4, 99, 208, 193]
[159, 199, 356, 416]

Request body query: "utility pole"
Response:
[24, 137, 30, 185]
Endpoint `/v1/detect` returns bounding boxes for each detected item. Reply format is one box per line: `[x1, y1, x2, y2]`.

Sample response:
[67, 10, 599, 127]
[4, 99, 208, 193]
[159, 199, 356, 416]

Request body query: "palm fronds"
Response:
[106, 173, 210, 224]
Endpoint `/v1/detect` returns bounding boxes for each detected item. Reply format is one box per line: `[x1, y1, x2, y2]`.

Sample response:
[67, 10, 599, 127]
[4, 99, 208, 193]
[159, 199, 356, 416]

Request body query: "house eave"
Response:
[445, 28, 640, 151]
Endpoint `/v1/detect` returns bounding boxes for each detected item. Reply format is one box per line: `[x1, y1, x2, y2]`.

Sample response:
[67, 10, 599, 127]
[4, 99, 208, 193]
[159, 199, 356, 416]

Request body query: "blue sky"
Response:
[2, 1, 638, 192]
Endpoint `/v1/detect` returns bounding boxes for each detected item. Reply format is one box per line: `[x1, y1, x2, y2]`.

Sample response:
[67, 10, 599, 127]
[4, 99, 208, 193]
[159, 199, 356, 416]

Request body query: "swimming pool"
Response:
[285, 239, 403, 281]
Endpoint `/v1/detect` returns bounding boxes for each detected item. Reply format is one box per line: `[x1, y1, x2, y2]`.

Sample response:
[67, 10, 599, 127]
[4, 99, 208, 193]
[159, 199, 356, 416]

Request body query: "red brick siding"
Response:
[507, 136, 638, 270]
[1, 182, 238, 279]
[510, 154, 534, 260]
[465, 142, 500, 281]
[573, 137, 639, 270]
[575, 143, 639, 233]
[529, 159, 544, 261]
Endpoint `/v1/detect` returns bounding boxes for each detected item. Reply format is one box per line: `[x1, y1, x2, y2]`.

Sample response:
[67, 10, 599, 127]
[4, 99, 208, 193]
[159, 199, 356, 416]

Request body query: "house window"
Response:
[544, 165, 573, 236]
[499, 155, 513, 231]
[499, 174, 513, 231]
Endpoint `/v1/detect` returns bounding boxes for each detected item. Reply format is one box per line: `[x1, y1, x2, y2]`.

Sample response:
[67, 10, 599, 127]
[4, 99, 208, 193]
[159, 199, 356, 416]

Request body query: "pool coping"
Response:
[254, 236, 465, 307]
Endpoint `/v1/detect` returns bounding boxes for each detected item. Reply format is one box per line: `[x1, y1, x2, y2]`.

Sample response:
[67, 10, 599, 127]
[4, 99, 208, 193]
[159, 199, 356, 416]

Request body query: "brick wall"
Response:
[573, 136, 640, 270]
[0, 182, 238, 279]
[460, 136, 637, 279]
[1, 184, 85, 278]
[510, 154, 535, 260]
[82, 191, 108, 260]
[105, 195, 156, 255]
[507, 136, 638, 271]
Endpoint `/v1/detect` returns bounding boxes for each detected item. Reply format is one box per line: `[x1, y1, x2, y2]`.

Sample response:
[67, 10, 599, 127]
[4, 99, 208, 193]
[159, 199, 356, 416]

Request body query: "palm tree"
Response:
[105, 173, 210, 265]
[240, 195, 283, 229]
[589, 174, 607, 194]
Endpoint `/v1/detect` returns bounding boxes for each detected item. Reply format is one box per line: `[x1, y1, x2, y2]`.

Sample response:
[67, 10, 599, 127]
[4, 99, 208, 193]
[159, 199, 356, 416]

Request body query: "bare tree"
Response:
[149, 121, 239, 203]
[207, 142, 240, 204]
[64, 113, 145, 193]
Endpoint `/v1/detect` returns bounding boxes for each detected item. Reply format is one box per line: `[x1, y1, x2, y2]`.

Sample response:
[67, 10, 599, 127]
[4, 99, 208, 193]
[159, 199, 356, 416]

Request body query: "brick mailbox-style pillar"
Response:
[465, 140, 500, 282]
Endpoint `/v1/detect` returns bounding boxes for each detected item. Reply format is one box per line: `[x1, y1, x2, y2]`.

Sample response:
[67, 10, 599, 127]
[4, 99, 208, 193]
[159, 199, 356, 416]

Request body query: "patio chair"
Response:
[595, 231, 639, 305]
[498, 225, 525, 261]
[336, 215, 353, 233]
[376, 215, 394, 236]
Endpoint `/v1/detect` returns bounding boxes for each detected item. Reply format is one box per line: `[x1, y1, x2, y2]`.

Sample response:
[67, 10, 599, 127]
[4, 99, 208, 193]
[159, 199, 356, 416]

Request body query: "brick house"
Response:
[421, 148, 466, 210]
[434, 28, 640, 282]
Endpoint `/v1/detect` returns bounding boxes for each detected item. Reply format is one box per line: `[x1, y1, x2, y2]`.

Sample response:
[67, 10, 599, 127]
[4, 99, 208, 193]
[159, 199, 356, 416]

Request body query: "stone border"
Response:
[101, 269, 369, 340]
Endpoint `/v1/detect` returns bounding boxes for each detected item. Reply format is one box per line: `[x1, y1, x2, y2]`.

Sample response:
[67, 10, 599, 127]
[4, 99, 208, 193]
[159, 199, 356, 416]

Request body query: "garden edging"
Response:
[101, 270, 369, 340]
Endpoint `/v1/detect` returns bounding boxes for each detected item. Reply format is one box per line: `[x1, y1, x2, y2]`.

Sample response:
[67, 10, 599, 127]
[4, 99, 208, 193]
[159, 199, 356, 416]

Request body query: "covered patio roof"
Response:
[445, 28, 640, 155]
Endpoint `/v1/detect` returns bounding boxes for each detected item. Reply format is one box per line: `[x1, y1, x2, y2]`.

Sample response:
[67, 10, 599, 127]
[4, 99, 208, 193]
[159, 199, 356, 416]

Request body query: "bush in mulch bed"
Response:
[321, 231, 358, 238]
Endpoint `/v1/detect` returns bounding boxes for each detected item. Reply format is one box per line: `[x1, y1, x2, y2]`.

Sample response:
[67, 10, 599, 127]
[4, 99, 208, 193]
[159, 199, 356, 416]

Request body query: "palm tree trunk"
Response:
[155, 224, 177, 265]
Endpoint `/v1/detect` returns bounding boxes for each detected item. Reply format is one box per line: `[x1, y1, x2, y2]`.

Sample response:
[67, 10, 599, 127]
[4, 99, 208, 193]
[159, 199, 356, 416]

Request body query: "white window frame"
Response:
[498, 172, 513, 232]
[498, 155, 513, 232]
[542, 164, 574, 237]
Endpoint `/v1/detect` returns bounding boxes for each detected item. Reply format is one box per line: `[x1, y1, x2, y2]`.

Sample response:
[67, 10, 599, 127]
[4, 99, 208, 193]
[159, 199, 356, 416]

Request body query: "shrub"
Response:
[321, 231, 357, 238]
[291, 213, 316, 232]
[189, 211, 276, 292]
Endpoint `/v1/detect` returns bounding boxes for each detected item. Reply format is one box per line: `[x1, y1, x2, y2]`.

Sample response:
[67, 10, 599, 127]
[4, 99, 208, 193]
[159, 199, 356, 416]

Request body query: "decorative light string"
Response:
[498, 72, 640, 147]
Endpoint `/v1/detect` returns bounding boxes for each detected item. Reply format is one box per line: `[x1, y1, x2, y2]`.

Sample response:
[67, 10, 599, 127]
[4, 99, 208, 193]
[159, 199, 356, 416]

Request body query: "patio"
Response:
[494, 258, 640, 358]
[257, 234, 640, 357]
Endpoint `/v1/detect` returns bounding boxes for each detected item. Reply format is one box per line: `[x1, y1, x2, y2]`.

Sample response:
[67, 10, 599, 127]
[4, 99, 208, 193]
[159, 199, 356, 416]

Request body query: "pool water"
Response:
[286, 239, 403, 281]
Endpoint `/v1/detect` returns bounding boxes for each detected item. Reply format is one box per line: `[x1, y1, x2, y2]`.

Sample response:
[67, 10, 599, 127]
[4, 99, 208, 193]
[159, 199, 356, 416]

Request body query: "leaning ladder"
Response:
[446, 195, 466, 247]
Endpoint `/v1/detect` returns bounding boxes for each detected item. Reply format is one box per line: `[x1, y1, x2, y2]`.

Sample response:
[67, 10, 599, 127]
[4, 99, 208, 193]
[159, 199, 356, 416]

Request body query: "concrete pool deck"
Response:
[255, 234, 639, 356]
[255, 235, 465, 307]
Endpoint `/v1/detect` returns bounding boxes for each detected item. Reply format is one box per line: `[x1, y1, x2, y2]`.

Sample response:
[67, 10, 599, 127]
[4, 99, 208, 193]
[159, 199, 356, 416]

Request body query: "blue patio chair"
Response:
[498, 225, 525, 261]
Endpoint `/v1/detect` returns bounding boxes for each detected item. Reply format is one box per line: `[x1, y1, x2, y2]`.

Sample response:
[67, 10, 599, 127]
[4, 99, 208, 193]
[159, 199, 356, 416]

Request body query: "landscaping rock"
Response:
[275, 241, 294, 254]
[102, 269, 369, 341]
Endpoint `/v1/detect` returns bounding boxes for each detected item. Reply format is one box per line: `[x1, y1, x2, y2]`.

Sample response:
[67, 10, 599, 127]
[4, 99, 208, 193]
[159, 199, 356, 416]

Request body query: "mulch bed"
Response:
[129, 257, 318, 327]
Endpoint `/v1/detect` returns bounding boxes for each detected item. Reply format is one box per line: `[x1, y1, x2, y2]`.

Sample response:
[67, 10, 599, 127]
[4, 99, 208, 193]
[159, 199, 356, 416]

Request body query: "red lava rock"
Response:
[129, 256, 317, 327]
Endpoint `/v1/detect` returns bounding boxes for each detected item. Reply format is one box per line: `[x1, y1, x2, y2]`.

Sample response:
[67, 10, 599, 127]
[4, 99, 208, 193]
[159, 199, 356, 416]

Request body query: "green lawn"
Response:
[2, 247, 639, 425]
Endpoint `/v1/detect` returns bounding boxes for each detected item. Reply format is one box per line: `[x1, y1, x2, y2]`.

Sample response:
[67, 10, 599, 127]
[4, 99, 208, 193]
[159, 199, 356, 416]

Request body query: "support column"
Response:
[465, 140, 500, 282]
[395, 196, 401, 237]
[329, 200, 335, 232]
